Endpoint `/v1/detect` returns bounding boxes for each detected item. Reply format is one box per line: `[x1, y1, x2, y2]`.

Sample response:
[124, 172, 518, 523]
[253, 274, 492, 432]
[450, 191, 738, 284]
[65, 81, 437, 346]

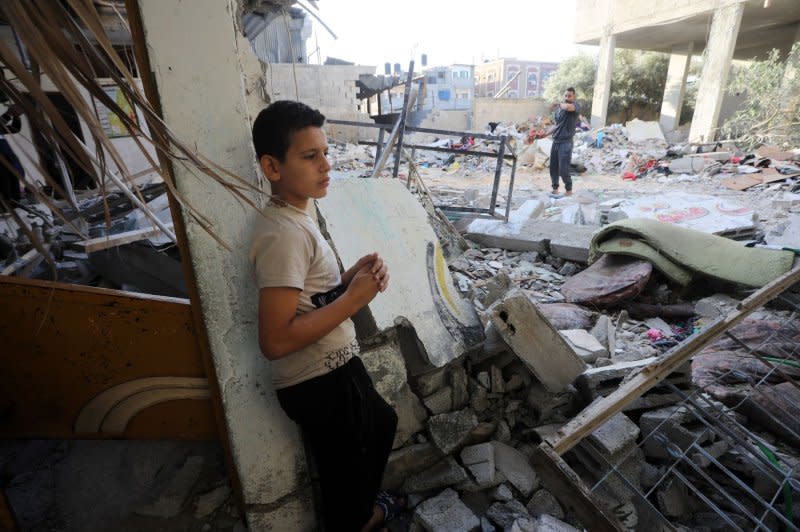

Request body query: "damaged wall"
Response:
[473, 97, 550, 131]
[135, 0, 310, 530]
[416, 109, 472, 132]
[265, 63, 375, 142]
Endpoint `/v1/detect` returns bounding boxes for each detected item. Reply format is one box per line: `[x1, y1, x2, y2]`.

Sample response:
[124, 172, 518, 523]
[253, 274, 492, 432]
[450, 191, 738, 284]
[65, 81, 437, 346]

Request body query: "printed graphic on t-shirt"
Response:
[323, 339, 359, 370]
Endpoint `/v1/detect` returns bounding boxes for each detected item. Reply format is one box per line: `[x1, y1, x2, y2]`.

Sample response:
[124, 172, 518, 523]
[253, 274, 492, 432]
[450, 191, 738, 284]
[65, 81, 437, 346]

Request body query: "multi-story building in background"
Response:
[473, 58, 559, 99]
[420, 64, 474, 110]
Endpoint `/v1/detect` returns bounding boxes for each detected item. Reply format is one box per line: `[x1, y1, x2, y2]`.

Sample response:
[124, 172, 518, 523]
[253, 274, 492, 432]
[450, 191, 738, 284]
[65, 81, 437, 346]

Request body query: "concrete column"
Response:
[688, 0, 745, 143]
[659, 42, 694, 133]
[590, 31, 615, 129]
[136, 1, 312, 530]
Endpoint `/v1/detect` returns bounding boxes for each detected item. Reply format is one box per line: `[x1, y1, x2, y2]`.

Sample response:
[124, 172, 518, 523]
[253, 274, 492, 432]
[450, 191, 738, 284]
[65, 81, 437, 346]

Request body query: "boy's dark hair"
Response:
[252, 100, 326, 161]
[566, 87, 575, 94]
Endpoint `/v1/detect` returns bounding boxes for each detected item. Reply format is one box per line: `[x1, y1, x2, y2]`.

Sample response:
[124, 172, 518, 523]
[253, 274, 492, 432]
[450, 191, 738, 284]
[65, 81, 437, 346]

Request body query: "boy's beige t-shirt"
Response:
[250, 199, 357, 389]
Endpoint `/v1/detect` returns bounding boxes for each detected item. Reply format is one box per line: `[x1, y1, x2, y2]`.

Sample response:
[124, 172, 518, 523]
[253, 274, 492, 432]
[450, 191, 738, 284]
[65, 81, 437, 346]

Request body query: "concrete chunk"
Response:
[428, 409, 479, 454]
[560, 329, 608, 363]
[588, 412, 640, 456]
[526, 488, 564, 520]
[491, 290, 587, 392]
[414, 488, 480, 532]
[424, 386, 453, 415]
[465, 220, 594, 264]
[362, 341, 428, 448]
[492, 441, 539, 496]
[460, 442, 494, 466]
[486, 499, 531, 530]
[382, 442, 443, 491]
[403, 457, 469, 493]
[532, 514, 581, 532]
[549, 224, 595, 263]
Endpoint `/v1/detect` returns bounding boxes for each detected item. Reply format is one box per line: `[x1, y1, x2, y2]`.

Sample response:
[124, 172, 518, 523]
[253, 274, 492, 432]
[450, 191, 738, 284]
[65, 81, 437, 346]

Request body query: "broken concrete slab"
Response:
[319, 178, 482, 367]
[492, 441, 539, 497]
[361, 341, 428, 448]
[491, 483, 515, 502]
[532, 514, 581, 532]
[424, 386, 453, 416]
[766, 214, 800, 248]
[526, 488, 565, 520]
[588, 412, 640, 456]
[382, 442, 443, 491]
[413, 488, 480, 532]
[490, 290, 587, 392]
[403, 457, 469, 494]
[486, 499, 532, 530]
[560, 329, 609, 363]
[465, 221, 595, 263]
[625, 119, 666, 143]
[639, 405, 713, 460]
[428, 409, 479, 454]
[590, 315, 617, 354]
[575, 357, 692, 408]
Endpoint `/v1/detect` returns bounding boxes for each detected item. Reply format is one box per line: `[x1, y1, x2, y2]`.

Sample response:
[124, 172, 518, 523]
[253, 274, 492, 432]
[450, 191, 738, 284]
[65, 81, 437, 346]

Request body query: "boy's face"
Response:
[260, 126, 331, 209]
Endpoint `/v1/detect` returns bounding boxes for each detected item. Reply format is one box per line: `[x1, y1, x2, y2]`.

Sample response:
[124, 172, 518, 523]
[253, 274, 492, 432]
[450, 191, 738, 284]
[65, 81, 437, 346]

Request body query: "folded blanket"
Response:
[590, 218, 795, 287]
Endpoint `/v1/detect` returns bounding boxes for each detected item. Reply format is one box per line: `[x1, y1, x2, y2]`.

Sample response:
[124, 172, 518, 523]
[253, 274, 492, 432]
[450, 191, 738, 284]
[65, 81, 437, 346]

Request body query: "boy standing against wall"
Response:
[249, 100, 400, 531]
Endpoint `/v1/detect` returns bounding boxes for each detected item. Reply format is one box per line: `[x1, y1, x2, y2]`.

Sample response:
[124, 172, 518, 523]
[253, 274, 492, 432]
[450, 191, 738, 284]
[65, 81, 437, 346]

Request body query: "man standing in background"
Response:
[549, 87, 580, 196]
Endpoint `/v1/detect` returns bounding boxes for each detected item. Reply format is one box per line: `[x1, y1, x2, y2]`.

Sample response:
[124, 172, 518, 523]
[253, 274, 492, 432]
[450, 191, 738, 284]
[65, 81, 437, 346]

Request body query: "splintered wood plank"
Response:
[78, 222, 174, 253]
[490, 289, 586, 392]
[531, 443, 624, 532]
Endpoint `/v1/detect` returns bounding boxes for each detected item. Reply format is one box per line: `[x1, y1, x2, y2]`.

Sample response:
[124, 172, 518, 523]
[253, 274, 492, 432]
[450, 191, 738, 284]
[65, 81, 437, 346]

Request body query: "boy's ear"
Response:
[259, 155, 281, 184]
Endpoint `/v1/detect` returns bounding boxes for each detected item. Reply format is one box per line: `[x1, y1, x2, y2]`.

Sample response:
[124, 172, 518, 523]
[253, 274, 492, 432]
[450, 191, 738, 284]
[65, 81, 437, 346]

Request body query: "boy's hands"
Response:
[342, 252, 390, 293]
[345, 265, 381, 308]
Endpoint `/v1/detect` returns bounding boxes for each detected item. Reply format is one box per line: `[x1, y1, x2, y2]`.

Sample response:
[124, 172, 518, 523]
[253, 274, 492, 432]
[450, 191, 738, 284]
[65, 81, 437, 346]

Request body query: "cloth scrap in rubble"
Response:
[590, 218, 795, 287]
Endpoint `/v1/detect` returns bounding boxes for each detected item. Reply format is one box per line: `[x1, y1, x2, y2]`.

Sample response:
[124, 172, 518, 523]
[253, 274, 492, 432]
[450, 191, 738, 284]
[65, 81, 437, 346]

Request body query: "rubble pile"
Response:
[383, 228, 800, 530]
[0, 182, 187, 296]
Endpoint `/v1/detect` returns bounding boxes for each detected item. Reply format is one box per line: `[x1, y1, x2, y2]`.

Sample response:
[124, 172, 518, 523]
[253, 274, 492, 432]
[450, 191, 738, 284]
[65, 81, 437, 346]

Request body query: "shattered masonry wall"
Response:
[265, 64, 375, 142]
[417, 110, 471, 132]
[473, 98, 550, 130]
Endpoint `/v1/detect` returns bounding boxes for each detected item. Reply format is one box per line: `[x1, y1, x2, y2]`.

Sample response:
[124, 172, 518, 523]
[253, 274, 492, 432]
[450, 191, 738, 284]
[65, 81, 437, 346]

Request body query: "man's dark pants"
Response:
[277, 356, 398, 532]
[549, 140, 573, 192]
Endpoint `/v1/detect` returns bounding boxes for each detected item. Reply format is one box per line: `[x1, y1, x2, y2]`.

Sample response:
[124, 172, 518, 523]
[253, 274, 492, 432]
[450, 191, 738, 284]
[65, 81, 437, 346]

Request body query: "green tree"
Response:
[542, 53, 596, 114]
[720, 43, 800, 149]
[543, 50, 672, 122]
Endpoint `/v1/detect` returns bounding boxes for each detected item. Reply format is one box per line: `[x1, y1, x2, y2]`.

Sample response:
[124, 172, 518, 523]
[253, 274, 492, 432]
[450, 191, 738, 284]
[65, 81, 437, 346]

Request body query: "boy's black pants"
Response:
[277, 356, 398, 532]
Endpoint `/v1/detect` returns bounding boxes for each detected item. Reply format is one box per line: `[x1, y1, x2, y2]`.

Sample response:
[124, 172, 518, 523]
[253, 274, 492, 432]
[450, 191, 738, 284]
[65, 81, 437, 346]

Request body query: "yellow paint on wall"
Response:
[433, 243, 459, 314]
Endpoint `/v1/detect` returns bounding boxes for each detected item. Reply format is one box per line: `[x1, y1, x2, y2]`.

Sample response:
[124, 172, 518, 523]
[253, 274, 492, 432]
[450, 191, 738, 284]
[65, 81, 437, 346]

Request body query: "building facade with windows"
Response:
[473, 58, 559, 99]
[419, 64, 474, 110]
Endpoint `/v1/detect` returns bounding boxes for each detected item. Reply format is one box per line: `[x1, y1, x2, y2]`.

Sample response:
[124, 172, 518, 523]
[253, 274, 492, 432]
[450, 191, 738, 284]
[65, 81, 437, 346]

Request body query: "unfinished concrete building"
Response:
[575, 0, 800, 141]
